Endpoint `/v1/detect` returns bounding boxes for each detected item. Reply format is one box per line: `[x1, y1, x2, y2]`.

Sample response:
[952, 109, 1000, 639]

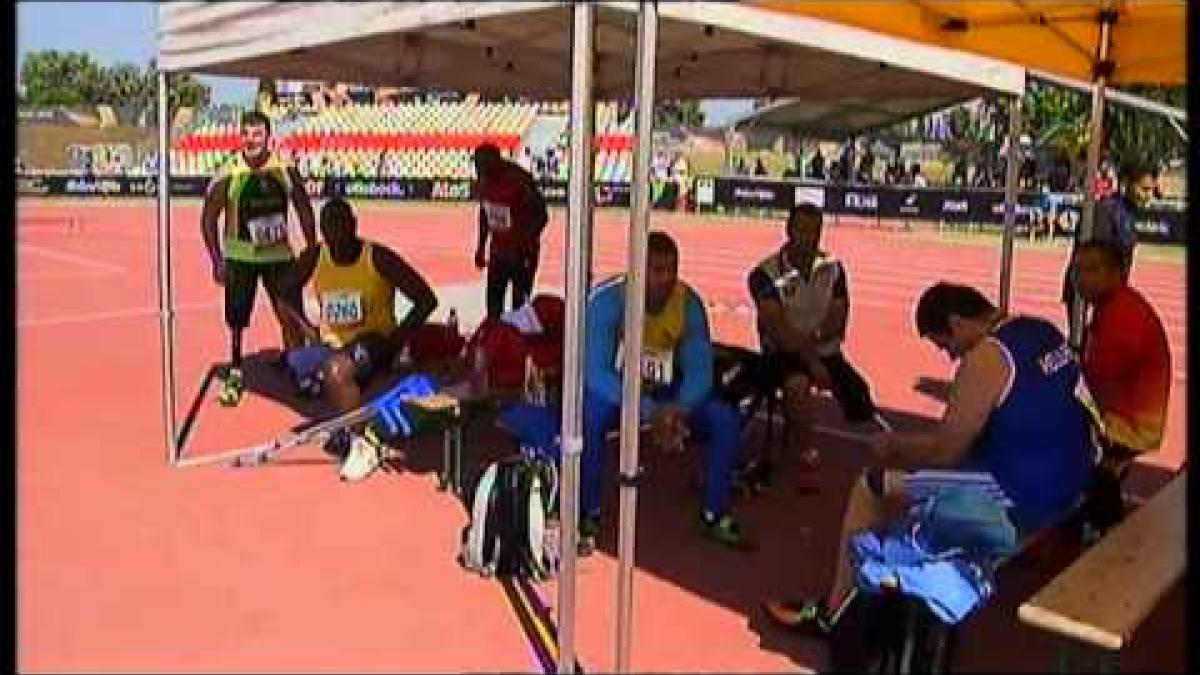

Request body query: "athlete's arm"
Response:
[584, 285, 658, 417]
[276, 246, 321, 342]
[872, 339, 1009, 469]
[519, 166, 549, 238]
[673, 290, 715, 409]
[200, 175, 229, 268]
[747, 267, 820, 358]
[474, 205, 489, 267]
[287, 165, 318, 248]
[374, 245, 438, 328]
[815, 263, 850, 342]
[278, 245, 320, 304]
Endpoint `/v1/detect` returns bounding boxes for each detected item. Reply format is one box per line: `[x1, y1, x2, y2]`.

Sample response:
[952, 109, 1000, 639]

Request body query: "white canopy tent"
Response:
[731, 90, 983, 141]
[156, 3, 1026, 671]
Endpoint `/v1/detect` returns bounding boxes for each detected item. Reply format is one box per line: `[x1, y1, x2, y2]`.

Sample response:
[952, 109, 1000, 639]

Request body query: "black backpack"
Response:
[458, 451, 559, 580]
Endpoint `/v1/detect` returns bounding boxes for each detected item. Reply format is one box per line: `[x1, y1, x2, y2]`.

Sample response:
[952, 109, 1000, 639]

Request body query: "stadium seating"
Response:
[169, 99, 636, 181]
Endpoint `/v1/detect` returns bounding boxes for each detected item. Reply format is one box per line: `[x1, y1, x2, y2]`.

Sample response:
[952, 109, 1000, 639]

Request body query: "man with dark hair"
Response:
[278, 198, 438, 481]
[1062, 161, 1160, 337]
[764, 281, 1096, 637]
[473, 143, 549, 318]
[201, 109, 318, 406]
[1073, 240, 1171, 536]
[746, 203, 876, 491]
[581, 231, 749, 552]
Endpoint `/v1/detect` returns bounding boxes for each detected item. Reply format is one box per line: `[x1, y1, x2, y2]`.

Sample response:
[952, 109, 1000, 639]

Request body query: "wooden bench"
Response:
[1017, 470, 1186, 672]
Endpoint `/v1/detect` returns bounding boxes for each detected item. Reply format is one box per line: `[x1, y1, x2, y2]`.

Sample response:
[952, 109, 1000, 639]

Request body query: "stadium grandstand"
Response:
[169, 97, 635, 181]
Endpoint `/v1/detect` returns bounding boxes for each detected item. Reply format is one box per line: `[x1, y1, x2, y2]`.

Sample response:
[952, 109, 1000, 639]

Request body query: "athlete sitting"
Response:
[746, 203, 877, 491]
[279, 198, 438, 481]
[764, 282, 1097, 636]
[581, 231, 749, 553]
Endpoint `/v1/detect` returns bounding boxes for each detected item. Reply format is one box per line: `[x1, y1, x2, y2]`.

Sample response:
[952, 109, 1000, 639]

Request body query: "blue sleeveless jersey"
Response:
[965, 316, 1096, 532]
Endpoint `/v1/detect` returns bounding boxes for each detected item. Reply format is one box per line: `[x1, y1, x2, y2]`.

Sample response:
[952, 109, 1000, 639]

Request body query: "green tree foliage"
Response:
[1022, 80, 1184, 175]
[20, 50, 105, 106]
[19, 50, 211, 116]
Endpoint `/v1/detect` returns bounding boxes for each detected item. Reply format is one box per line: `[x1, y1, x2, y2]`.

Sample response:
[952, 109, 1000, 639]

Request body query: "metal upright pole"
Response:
[999, 93, 1023, 312]
[157, 70, 180, 464]
[1070, 12, 1114, 348]
[615, 2, 657, 672]
[557, 3, 595, 673]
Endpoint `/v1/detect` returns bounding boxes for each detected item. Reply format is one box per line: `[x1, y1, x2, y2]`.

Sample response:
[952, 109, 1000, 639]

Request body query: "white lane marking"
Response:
[18, 244, 127, 275]
[18, 301, 222, 328]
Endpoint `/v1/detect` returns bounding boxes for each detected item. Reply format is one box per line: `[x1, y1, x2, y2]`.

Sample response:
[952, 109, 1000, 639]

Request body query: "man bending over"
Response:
[764, 282, 1097, 636]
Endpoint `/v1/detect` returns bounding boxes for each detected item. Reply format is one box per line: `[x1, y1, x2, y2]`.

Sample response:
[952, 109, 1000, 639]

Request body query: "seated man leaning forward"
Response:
[582, 231, 749, 553]
[279, 198, 438, 482]
[765, 282, 1097, 636]
[747, 202, 877, 491]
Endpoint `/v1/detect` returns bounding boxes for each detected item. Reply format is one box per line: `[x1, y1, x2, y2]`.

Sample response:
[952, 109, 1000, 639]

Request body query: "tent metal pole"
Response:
[557, 3, 595, 672]
[157, 70, 180, 464]
[1070, 14, 1113, 348]
[615, 2, 657, 672]
[998, 92, 1023, 312]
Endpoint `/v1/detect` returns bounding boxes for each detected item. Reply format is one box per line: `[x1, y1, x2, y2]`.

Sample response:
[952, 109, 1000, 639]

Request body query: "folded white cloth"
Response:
[500, 303, 544, 336]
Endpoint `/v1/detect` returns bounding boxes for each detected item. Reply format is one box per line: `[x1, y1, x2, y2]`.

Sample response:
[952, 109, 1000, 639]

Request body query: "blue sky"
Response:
[16, 0, 752, 125]
[18, 1, 263, 105]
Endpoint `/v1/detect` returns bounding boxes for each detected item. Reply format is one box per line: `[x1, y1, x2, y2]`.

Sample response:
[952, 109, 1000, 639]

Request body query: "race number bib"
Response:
[615, 345, 675, 387]
[247, 213, 287, 247]
[321, 290, 365, 327]
[483, 201, 513, 232]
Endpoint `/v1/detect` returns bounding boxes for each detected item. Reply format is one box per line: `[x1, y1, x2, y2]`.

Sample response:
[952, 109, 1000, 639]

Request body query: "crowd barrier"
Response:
[16, 173, 681, 210]
[693, 176, 1187, 245]
[17, 172, 1184, 244]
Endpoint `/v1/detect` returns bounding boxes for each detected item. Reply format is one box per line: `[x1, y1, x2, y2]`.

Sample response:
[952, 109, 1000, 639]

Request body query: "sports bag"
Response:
[458, 448, 559, 580]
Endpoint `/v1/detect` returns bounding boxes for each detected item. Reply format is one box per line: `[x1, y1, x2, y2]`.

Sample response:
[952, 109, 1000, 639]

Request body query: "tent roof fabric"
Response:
[157, 1, 1026, 100]
[730, 92, 974, 139]
[751, 1, 1185, 86]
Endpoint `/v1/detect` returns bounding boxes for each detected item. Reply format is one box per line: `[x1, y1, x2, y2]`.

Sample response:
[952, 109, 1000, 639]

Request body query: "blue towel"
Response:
[893, 559, 992, 625]
[849, 523, 999, 625]
[370, 373, 439, 438]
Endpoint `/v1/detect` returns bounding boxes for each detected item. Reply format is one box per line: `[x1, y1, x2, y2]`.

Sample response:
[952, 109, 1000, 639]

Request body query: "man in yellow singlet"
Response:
[279, 198, 438, 481]
[200, 110, 318, 406]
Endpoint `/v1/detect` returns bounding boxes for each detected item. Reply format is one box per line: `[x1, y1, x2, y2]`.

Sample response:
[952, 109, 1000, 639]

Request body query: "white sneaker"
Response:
[339, 432, 386, 482]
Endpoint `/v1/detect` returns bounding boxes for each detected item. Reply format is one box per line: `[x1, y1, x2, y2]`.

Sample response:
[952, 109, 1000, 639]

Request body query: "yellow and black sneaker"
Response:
[217, 366, 244, 407]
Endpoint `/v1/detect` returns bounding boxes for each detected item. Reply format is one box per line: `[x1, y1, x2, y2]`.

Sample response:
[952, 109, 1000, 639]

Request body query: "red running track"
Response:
[16, 200, 1186, 672]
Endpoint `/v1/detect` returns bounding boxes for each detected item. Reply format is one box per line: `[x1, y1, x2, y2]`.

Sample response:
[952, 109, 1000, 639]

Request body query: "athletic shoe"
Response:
[763, 598, 836, 638]
[218, 367, 244, 407]
[700, 511, 755, 551]
[338, 428, 392, 481]
[322, 428, 353, 461]
[577, 514, 601, 556]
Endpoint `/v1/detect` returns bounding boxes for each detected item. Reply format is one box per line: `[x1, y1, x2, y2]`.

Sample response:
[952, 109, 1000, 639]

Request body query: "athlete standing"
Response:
[200, 110, 318, 405]
[472, 143, 549, 318]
